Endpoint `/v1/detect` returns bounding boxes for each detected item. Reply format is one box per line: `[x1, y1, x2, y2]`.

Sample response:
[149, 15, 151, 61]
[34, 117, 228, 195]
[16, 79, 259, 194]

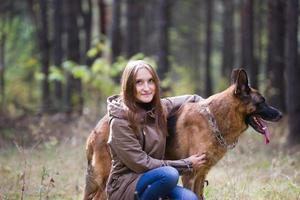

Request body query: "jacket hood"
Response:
[107, 95, 127, 119]
[107, 95, 156, 121]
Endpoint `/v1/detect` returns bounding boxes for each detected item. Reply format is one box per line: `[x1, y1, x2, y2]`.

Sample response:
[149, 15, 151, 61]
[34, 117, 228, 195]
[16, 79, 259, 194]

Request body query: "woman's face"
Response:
[135, 67, 156, 103]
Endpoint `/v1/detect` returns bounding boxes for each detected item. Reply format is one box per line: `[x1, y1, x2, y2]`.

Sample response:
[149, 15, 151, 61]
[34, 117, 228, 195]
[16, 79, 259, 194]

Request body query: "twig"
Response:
[14, 141, 27, 200]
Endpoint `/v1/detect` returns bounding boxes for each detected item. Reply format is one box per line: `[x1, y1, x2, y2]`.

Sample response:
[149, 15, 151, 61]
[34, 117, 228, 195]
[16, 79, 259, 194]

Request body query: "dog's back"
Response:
[83, 114, 111, 200]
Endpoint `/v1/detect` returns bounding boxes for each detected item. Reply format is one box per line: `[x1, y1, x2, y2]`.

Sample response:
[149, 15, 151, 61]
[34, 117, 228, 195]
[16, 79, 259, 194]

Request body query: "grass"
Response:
[0, 138, 86, 200]
[0, 128, 300, 199]
[204, 134, 300, 200]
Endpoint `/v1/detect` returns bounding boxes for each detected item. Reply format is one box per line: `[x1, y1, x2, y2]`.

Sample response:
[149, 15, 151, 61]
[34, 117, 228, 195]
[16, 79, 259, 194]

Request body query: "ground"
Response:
[0, 114, 299, 200]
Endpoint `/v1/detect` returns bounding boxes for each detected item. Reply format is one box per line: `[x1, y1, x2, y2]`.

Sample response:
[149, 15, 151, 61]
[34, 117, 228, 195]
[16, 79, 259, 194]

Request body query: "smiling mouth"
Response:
[246, 115, 271, 144]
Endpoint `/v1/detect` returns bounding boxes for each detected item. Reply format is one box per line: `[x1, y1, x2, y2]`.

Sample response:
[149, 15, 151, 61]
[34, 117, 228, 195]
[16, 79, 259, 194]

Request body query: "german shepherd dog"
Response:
[83, 69, 282, 200]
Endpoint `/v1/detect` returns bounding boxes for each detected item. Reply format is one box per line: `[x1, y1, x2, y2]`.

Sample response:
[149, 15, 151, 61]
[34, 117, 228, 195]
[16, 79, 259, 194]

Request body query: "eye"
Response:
[256, 98, 265, 106]
[136, 80, 143, 85]
[149, 79, 154, 83]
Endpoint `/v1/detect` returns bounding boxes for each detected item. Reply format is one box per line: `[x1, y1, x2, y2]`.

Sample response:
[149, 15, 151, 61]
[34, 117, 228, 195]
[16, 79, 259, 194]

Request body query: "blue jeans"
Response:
[135, 166, 198, 200]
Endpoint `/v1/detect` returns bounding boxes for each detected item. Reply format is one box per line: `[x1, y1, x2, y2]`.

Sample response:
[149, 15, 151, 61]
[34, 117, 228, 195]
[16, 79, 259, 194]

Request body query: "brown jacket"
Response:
[106, 95, 202, 200]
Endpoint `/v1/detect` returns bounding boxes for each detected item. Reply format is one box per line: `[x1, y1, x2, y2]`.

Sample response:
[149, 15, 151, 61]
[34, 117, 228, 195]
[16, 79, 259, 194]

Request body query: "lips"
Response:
[141, 92, 152, 95]
[141, 93, 153, 97]
[246, 115, 271, 144]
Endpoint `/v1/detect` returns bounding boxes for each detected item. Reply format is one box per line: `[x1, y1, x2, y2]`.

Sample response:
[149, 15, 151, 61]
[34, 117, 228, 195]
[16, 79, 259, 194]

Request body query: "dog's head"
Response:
[231, 69, 282, 143]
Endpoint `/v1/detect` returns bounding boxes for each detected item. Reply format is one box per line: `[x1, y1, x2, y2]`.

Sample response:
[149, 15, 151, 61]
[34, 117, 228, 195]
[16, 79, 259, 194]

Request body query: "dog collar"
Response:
[200, 106, 237, 150]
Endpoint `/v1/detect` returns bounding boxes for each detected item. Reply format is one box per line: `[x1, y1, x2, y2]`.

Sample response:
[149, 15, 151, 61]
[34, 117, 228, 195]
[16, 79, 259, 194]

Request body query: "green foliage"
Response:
[3, 15, 39, 115]
[45, 54, 156, 106]
[89, 58, 118, 96]
[87, 41, 107, 58]
[1, 14, 160, 114]
[164, 64, 198, 96]
[72, 65, 91, 83]
[46, 59, 117, 101]
[49, 66, 65, 83]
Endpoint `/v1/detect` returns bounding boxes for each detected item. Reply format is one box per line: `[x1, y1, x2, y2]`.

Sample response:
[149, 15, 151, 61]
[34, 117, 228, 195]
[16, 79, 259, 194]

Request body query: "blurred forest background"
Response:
[0, 0, 300, 199]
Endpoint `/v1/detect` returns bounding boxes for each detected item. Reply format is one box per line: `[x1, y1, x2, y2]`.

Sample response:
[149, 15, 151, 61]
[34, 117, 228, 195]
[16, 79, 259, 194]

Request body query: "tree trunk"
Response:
[79, 0, 92, 65]
[53, 0, 63, 110]
[187, 1, 202, 94]
[0, 33, 5, 110]
[65, 0, 82, 114]
[286, 0, 300, 146]
[141, 1, 158, 56]
[110, 0, 122, 64]
[98, 0, 106, 39]
[221, 0, 235, 78]
[241, 0, 257, 88]
[204, 0, 213, 97]
[254, 1, 267, 76]
[38, 0, 51, 113]
[266, 0, 286, 112]
[157, 0, 170, 81]
[125, 0, 142, 58]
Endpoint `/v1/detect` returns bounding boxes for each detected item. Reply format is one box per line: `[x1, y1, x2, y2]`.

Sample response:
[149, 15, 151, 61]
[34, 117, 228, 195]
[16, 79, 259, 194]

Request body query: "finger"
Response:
[196, 161, 206, 167]
[196, 152, 206, 157]
[197, 158, 207, 164]
[196, 154, 206, 160]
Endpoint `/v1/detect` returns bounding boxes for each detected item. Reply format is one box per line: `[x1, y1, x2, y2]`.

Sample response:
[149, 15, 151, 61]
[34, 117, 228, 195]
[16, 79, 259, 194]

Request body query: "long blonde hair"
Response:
[120, 60, 167, 134]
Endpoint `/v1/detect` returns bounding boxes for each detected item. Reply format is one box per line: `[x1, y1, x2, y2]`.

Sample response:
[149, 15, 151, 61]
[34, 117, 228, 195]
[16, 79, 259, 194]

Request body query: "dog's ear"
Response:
[231, 68, 248, 84]
[233, 69, 250, 96]
[231, 68, 241, 84]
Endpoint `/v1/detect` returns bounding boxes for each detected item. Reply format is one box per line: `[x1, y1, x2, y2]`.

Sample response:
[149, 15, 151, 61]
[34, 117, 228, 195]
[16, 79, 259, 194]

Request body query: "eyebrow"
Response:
[136, 78, 153, 82]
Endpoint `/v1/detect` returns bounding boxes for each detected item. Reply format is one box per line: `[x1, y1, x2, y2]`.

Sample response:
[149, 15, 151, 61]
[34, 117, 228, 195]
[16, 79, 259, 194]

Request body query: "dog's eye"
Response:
[256, 102, 262, 107]
[258, 98, 265, 105]
[255, 100, 265, 108]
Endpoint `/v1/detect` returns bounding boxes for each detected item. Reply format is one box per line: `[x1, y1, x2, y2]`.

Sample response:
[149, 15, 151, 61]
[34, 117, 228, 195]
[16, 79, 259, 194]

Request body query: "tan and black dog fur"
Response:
[83, 69, 282, 200]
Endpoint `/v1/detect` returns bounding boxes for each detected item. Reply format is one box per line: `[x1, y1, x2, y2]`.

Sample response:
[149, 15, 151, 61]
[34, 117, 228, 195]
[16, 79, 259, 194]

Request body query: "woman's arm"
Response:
[162, 94, 203, 117]
[108, 118, 195, 174]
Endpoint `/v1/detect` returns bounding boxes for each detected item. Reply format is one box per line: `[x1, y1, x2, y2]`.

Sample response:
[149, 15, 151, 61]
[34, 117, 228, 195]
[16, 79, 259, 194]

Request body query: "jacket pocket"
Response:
[107, 173, 136, 200]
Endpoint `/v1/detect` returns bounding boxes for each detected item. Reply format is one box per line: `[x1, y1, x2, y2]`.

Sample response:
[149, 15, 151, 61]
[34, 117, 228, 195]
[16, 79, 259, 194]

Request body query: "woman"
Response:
[106, 60, 206, 200]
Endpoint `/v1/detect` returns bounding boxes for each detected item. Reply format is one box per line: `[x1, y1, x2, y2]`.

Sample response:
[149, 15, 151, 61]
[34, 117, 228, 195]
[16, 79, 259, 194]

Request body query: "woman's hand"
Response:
[186, 153, 207, 169]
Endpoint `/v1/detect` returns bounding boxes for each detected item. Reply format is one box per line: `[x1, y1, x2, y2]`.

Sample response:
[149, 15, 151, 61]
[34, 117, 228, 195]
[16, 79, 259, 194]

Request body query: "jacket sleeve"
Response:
[162, 94, 203, 117]
[108, 118, 193, 174]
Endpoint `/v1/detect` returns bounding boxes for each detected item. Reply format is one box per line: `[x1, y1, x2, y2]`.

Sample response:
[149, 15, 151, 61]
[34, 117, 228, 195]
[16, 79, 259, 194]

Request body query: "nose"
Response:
[277, 111, 283, 121]
[271, 109, 283, 122]
[142, 82, 150, 91]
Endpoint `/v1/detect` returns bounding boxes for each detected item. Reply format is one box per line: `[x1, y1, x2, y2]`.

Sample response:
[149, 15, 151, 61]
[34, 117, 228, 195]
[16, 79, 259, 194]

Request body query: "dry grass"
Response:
[0, 122, 300, 200]
[204, 131, 300, 200]
[0, 137, 87, 200]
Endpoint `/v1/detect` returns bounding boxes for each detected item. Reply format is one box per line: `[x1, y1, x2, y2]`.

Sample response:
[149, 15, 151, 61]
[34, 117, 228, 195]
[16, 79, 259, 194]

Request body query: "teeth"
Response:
[254, 117, 259, 124]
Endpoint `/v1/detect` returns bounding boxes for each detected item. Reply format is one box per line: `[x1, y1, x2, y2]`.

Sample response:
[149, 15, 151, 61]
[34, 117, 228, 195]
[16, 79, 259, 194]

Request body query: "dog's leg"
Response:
[84, 146, 110, 200]
[182, 173, 206, 200]
[83, 165, 99, 200]
[83, 164, 108, 200]
[93, 185, 107, 200]
[192, 173, 207, 200]
[181, 174, 194, 189]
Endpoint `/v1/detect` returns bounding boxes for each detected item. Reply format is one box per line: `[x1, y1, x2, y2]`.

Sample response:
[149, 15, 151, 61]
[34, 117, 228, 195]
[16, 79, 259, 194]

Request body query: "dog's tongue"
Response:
[254, 116, 271, 144]
[262, 123, 270, 144]
[259, 120, 271, 144]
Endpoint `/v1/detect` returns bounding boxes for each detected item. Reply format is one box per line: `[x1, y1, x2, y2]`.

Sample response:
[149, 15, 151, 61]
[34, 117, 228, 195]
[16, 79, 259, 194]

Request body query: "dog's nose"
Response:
[277, 111, 283, 121]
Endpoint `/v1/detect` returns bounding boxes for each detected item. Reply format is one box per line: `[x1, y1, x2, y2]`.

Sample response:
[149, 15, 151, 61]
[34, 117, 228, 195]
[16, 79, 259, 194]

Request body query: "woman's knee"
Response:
[160, 166, 179, 186]
[183, 191, 198, 200]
